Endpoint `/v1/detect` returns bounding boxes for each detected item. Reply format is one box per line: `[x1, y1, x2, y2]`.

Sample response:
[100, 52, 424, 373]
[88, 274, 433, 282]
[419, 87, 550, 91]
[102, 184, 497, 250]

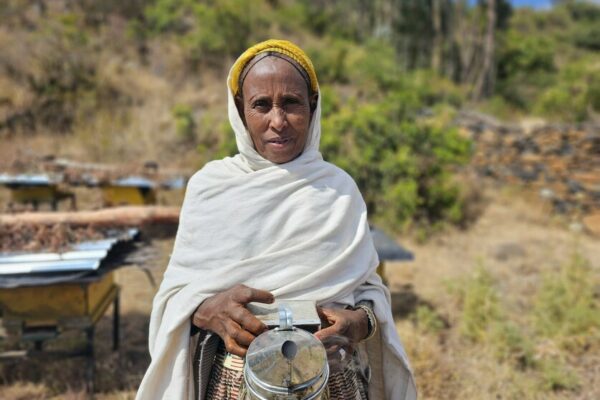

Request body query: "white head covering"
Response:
[226, 61, 322, 172]
[136, 53, 415, 400]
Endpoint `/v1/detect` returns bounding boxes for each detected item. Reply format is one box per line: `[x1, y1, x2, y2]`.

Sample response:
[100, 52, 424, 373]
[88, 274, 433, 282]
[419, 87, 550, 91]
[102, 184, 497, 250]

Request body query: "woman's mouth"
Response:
[267, 137, 291, 147]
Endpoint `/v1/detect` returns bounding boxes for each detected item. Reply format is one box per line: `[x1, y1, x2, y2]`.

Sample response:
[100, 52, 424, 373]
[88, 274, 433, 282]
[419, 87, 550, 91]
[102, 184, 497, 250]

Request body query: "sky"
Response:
[509, 0, 554, 8]
[470, 0, 600, 9]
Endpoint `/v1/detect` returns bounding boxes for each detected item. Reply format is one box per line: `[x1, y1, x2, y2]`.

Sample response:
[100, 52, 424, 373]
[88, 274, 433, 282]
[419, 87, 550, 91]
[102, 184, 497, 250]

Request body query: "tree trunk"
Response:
[431, 0, 443, 72]
[473, 0, 496, 99]
[452, 0, 475, 84]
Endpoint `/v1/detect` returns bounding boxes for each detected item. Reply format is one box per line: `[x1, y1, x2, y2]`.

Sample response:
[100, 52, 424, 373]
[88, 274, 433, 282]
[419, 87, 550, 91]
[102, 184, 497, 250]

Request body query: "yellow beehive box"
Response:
[11, 186, 57, 204]
[0, 271, 116, 330]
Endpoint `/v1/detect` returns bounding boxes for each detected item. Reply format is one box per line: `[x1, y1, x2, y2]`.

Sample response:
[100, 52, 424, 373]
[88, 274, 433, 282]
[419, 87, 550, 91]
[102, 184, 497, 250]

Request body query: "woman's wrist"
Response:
[192, 299, 211, 330]
[353, 302, 377, 341]
[354, 307, 370, 341]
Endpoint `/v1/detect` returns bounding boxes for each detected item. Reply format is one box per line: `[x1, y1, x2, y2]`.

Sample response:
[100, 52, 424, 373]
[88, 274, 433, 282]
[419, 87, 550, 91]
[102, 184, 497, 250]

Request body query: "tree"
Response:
[473, 0, 497, 99]
[431, 0, 443, 72]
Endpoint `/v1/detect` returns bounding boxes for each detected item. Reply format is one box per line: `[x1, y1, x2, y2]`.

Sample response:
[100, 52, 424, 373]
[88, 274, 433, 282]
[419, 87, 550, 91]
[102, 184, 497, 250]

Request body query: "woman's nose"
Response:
[269, 107, 287, 131]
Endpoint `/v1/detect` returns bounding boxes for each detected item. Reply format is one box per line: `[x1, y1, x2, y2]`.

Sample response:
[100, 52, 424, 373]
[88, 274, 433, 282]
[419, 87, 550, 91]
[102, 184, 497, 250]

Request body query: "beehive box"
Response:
[0, 271, 116, 332]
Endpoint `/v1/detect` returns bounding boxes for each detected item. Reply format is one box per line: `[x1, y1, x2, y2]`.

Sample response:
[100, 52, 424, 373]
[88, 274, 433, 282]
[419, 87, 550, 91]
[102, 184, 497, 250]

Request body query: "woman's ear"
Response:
[310, 92, 318, 113]
[234, 94, 247, 127]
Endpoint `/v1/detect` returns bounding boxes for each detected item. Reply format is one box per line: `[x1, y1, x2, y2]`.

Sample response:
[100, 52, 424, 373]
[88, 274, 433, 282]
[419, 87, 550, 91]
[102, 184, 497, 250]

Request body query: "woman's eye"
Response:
[284, 97, 300, 105]
[253, 100, 270, 109]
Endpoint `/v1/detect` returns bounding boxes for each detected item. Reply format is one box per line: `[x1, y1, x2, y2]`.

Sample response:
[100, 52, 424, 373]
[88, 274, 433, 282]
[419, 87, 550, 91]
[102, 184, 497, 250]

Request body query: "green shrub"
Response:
[564, 0, 600, 22]
[140, 0, 270, 63]
[307, 38, 355, 85]
[195, 113, 238, 163]
[572, 23, 600, 51]
[295, 0, 366, 41]
[172, 104, 196, 142]
[453, 266, 535, 368]
[490, 321, 534, 368]
[495, 30, 556, 110]
[214, 121, 238, 160]
[534, 59, 600, 121]
[495, 3, 600, 121]
[348, 40, 402, 93]
[533, 253, 599, 347]
[497, 31, 556, 79]
[318, 86, 342, 118]
[321, 76, 470, 231]
[458, 266, 501, 342]
[478, 95, 524, 120]
[538, 357, 580, 392]
[13, 16, 97, 132]
[414, 305, 446, 335]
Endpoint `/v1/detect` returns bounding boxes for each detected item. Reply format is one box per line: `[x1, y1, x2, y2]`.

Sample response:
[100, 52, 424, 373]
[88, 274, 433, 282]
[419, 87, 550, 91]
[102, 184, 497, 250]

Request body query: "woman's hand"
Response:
[192, 284, 274, 357]
[314, 306, 369, 347]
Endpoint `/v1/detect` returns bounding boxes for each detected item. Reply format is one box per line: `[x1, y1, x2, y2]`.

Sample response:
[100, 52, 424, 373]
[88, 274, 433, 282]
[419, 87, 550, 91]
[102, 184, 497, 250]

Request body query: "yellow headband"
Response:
[229, 39, 319, 96]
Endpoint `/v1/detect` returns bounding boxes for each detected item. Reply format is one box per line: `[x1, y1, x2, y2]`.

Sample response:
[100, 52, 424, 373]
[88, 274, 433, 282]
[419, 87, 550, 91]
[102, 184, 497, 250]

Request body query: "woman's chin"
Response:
[262, 145, 300, 164]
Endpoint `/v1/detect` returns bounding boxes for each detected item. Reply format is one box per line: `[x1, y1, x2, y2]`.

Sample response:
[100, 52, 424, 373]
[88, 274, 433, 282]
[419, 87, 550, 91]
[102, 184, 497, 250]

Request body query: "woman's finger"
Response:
[316, 306, 327, 320]
[317, 306, 342, 329]
[231, 306, 267, 335]
[234, 286, 274, 305]
[224, 319, 256, 348]
[314, 323, 341, 341]
[223, 336, 247, 357]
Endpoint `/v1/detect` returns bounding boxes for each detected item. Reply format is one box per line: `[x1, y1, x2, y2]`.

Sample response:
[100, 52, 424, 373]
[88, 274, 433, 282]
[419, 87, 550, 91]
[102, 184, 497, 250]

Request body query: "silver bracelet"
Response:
[353, 303, 377, 341]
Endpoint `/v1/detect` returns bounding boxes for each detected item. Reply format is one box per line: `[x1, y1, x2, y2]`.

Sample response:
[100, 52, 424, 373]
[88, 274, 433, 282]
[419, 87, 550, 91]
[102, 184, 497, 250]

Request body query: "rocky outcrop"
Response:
[456, 111, 600, 226]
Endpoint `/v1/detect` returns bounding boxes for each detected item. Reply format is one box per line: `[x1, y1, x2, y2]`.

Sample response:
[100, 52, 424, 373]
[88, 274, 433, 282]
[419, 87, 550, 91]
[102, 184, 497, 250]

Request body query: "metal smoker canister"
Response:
[243, 305, 329, 400]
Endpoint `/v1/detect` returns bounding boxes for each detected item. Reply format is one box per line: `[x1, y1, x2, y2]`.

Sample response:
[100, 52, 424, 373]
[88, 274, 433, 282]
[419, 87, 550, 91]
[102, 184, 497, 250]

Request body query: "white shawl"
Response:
[136, 70, 416, 400]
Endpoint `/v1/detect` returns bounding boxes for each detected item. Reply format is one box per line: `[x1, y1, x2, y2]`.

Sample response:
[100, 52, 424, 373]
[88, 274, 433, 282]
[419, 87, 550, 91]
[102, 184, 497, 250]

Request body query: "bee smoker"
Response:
[242, 305, 329, 400]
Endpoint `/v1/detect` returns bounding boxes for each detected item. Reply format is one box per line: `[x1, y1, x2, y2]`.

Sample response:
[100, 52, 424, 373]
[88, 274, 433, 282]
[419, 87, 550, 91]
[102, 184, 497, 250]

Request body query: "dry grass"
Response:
[0, 19, 229, 174]
[389, 189, 600, 399]
[1, 188, 597, 399]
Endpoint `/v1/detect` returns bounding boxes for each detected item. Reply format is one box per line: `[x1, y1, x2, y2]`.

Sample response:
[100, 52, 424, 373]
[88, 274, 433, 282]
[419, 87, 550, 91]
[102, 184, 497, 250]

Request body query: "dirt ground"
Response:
[0, 187, 598, 399]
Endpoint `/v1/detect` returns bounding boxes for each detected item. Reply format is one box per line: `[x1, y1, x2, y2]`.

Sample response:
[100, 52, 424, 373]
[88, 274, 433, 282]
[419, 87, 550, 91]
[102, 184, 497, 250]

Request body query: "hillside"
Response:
[1, 0, 599, 230]
[1, 1, 599, 399]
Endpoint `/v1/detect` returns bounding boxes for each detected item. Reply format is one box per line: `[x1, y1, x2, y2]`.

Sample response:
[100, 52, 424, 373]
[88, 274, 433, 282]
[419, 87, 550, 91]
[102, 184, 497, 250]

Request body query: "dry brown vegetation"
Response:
[0, 11, 229, 172]
[1, 187, 598, 399]
[1, 1, 599, 399]
[392, 188, 599, 399]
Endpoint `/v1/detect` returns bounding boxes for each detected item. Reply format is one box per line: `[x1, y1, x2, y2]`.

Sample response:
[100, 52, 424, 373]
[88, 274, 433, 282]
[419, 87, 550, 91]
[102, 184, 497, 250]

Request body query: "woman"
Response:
[136, 39, 416, 400]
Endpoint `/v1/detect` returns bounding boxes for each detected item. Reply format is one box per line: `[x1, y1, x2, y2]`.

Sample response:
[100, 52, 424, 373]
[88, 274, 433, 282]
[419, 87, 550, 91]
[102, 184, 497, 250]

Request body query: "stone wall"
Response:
[456, 111, 600, 234]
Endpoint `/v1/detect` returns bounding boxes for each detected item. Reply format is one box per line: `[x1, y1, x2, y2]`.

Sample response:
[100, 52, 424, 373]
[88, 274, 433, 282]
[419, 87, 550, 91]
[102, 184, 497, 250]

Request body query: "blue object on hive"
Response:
[370, 226, 414, 262]
[112, 176, 155, 188]
[161, 176, 186, 190]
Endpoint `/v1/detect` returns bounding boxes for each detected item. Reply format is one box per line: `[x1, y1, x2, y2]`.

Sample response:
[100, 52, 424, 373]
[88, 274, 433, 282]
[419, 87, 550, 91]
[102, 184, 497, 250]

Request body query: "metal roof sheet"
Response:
[1, 259, 101, 275]
[0, 250, 108, 264]
[71, 238, 118, 251]
[0, 174, 57, 186]
[0, 228, 138, 275]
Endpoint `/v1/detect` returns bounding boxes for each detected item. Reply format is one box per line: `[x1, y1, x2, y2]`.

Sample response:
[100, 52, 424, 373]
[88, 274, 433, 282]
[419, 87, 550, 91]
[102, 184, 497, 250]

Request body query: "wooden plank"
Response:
[0, 206, 180, 227]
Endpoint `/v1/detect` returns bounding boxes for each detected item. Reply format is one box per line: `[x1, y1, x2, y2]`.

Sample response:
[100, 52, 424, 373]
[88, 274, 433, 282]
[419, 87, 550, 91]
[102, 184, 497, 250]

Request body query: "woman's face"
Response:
[239, 57, 315, 164]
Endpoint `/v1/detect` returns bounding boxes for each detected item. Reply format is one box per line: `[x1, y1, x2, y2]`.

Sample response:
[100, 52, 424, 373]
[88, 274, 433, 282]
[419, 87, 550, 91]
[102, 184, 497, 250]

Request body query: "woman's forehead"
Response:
[241, 57, 309, 96]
